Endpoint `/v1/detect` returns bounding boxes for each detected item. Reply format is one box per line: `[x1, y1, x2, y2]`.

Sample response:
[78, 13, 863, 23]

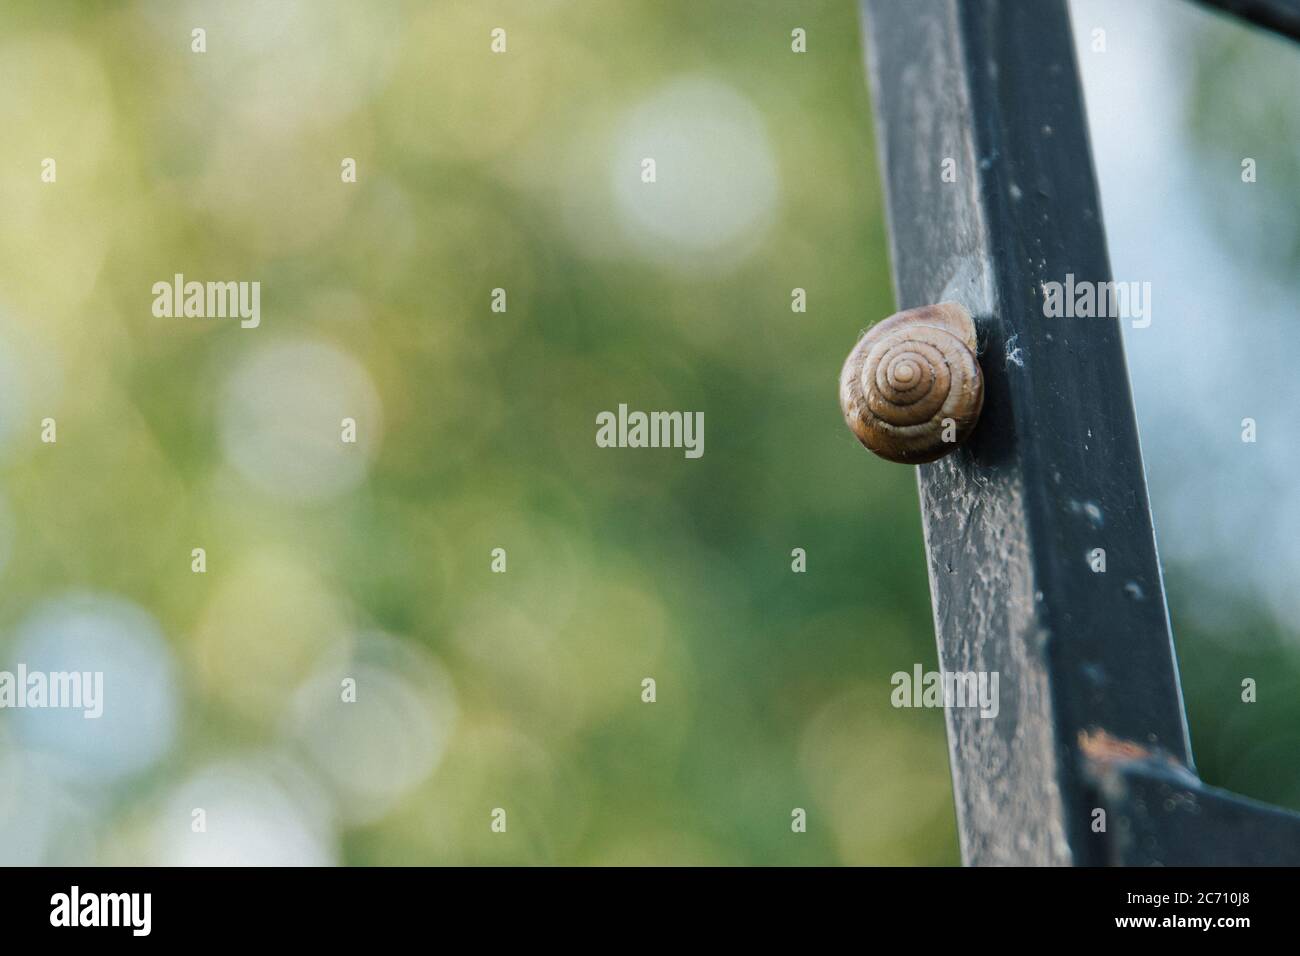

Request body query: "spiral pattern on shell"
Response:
[839, 302, 984, 464]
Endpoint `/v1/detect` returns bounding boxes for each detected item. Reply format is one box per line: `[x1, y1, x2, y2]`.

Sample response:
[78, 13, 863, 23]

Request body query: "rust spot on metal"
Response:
[1079, 729, 1160, 765]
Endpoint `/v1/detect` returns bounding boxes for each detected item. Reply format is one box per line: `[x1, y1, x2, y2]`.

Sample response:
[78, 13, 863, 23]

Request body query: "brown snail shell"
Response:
[839, 302, 984, 464]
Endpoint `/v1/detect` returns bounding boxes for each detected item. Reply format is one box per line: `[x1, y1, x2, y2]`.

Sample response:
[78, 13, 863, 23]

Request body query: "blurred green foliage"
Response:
[0, 0, 956, 865]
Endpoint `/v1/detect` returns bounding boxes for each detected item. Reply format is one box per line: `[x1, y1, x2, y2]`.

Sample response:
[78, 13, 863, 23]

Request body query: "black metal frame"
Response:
[858, 0, 1300, 865]
[1197, 0, 1300, 40]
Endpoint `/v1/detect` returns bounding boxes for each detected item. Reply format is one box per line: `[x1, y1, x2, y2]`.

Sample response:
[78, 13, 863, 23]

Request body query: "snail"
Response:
[838, 301, 984, 464]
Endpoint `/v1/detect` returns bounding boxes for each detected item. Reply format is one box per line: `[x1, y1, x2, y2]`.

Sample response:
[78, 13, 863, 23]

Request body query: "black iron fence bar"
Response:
[1195, 0, 1300, 41]
[860, 0, 1191, 865]
[860, 0, 1300, 867]
[1090, 751, 1300, 865]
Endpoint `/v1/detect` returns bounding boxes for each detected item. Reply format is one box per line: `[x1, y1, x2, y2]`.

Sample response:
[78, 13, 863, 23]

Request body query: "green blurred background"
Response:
[0, 0, 1295, 865]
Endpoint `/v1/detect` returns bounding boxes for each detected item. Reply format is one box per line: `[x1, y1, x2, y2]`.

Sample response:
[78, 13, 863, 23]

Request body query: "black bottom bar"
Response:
[2, 866, 1293, 941]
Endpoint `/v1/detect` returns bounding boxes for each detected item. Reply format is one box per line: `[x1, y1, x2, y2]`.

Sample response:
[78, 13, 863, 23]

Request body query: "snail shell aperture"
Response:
[839, 302, 984, 464]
